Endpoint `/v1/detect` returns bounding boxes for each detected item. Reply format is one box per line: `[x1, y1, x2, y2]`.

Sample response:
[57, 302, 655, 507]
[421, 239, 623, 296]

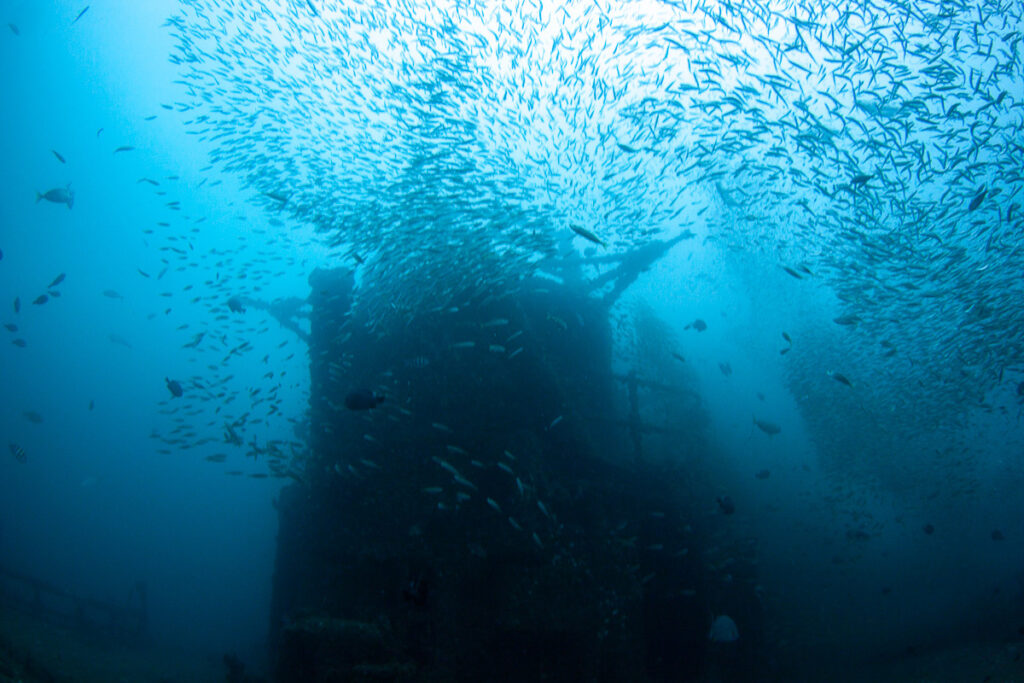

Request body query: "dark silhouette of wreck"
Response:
[268, 232, 767, 681]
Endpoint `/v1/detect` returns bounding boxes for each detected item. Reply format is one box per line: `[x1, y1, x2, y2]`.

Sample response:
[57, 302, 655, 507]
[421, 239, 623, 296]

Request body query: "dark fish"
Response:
[753, 417, 780, 436]
[263, 191, 289, 203]
[12, 338, 26, 348]
[782, 332, 792, 344]
[51, 150, 66, 164]
[48, 290, 61, 298]
[72, 6, 90, 24]
[718, 362, 732, 376]
[923, 524, 934, 535]
[306, 0, 319, 15]
[88, 399, 94, 411]
[992, 529, 1004, 541]
[32, 294, 48, 305]
[227, 296, 246, 313]
[165, 377, 184, 398]
[182, 332, 204, 348]
[755, 470, 771, 480]
[13, 297, 19, 313]
[48, 273, 65, 288]
[850, 173, 872, 185]
[671, 352, 685, 363]
[969, 187, 987, 211]
[0, 247, 3, 260]
[8, 23, 19, 35]
[113, 145, 135, 153]
[137, 268, 150, 278]
[96, 127, 103, 137]
[685, 319, 707, 332]
[9, 443, 27, 463]
[833, 314, 861, 326]
[830, 372, 852, 387]
[102, 289, 123, 299]
[345, 389, 384, 411]
[36, 186, 74, 209]
[569, 223, 607, 247]
[23, 411, 43, 424]
[716, 496, 735, 515]
[782, 266, 803, 279]
[4, 323, 16, 332]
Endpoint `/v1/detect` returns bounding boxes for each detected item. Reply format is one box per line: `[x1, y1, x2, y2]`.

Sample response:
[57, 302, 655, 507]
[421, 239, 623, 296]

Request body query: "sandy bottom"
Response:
[771, 640, 1024, 683]
[2, 602, 1022, 682]
[843, 643, 1024, 683]
[0, 606, 225, 683]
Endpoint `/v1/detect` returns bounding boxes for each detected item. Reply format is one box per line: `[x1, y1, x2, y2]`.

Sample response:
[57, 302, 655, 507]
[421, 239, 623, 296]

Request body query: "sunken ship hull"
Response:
[269, 266, 766, 681]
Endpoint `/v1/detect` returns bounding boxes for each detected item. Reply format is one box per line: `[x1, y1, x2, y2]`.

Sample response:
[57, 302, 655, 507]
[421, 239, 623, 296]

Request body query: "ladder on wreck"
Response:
[583, 370, 699, 464]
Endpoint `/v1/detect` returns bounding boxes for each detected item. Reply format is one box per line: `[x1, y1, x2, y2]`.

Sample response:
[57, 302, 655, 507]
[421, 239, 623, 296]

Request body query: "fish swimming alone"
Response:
[72, 6, 90, 24]
[753, 417, 781, 436]
[568, 223, 607, 247]
[165, 377, 184, 398]
[829, 372, 853, 387]
[108, 333, 132, 348]
[36, 185, 74, 209]
[344, 389, 385, 411]
[9, 443, 27, 464]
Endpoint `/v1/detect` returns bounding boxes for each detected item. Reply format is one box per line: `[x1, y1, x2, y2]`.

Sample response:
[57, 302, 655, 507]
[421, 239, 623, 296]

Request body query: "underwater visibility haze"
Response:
[1, 0, 1024, 680]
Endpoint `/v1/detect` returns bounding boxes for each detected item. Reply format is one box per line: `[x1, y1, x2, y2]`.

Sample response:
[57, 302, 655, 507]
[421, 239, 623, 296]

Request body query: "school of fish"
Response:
[161, 0, 1024, 449]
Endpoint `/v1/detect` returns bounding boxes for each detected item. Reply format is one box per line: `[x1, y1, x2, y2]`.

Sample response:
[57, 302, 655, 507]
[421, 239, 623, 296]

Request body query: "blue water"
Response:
[2, 1, 1024, 680]
[0, 1, 303, 663]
